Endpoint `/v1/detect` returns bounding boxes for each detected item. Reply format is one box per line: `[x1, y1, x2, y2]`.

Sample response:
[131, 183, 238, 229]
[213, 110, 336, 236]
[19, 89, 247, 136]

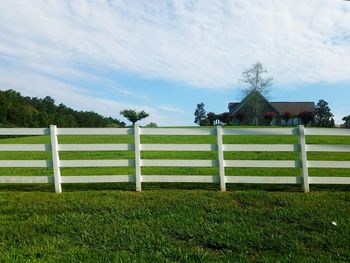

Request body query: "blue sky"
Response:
[0, 0, 349, 126]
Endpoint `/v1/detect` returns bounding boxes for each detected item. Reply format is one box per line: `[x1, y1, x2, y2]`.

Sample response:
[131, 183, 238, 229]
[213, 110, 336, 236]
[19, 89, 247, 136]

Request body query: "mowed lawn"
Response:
[0, 189, 349, 262]
[0, 130, 349, 261]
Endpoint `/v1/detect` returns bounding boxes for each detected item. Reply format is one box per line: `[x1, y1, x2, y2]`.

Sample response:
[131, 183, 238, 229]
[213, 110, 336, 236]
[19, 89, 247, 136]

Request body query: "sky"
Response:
[0, 0, 349, 126]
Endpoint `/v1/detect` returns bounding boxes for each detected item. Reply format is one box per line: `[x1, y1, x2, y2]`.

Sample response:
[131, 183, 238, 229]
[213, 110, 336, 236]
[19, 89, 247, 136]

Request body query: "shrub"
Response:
[219, 112, 232, 125]
[281, 111, 293, 126]
[264, 112, 276, 125]
[235, 112, 245, 124]
[145, 122, 158, 128]
[207, 112, 217, 126]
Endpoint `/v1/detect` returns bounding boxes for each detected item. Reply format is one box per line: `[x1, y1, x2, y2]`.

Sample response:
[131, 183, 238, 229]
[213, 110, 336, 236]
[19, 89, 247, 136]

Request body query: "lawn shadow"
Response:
[0, 182, 349, 193]
[141, 182, 219, 191]
[0, 184, 54, 192]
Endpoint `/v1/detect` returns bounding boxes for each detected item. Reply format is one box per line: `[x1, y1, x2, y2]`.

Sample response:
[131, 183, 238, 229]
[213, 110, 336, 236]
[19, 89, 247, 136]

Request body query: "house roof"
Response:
[228, 91, 315, 116]
[229, 90, 279, 114]
[270, 102, 315, 115]
[228, 102, 239, 112]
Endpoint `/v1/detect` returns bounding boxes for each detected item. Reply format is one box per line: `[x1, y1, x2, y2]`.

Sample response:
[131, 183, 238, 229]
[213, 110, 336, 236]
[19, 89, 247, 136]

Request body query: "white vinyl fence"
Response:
[0, 125, 349, 193]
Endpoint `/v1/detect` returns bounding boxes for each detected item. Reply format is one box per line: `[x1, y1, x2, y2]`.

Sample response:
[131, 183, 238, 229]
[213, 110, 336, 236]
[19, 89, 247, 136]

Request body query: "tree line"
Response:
[0, 89, 125, 128]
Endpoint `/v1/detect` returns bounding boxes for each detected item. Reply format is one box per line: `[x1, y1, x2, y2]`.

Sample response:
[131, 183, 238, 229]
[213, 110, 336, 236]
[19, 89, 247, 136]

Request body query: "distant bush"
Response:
[145, 122, 158, 128]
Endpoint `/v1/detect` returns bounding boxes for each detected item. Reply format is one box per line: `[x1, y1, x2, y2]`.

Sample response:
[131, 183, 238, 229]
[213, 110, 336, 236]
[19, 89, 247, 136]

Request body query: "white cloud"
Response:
[157, 105, 184, 113]
[0, 0, 349, 89]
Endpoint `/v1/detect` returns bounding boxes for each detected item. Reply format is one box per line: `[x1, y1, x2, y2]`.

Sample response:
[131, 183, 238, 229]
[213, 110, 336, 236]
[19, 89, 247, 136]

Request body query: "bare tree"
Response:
[239, 62, 273, 125]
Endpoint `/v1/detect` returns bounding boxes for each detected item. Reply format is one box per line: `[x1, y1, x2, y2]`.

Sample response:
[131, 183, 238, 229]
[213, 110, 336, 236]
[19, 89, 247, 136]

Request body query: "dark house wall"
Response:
[232, 99, 277, 125]
[229, 92, 278, 125]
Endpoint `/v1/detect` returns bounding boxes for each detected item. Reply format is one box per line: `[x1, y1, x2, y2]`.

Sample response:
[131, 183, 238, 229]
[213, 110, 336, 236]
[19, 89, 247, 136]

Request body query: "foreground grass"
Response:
[0, 188, 349, 262]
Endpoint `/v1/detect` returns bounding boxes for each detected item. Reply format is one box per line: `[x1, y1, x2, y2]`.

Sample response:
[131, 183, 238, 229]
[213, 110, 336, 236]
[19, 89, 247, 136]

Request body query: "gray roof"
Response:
[228, 100, 315, 116]
[270, 102, 315, 115]
[228, 91, 315, 116]
[228, 102, 239, 112]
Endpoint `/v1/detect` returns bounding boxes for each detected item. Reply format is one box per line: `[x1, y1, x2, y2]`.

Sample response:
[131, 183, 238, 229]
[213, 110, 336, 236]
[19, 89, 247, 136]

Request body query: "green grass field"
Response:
[0, 132, 349, 261]
[0, 133, 349, 180]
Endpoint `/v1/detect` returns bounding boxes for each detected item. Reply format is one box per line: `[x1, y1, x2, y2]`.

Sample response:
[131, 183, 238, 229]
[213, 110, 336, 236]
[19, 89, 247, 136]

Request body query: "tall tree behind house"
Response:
[239, 62, 273, 125]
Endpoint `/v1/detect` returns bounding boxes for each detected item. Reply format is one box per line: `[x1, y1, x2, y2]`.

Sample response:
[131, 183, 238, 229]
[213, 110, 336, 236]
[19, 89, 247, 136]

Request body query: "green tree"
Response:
[342, 115, 350, 128]
[75, 111, 97, 127]
[194, 102, 206, 126]
[298, 111, 314, 126]
[54, 114, 77, 127]
[42, 96, 56, 114]
[38, 112, 50, 127]
[314, 100, 334, 127]
[239, 62, 273, 125]
[120, 109, 149, 126]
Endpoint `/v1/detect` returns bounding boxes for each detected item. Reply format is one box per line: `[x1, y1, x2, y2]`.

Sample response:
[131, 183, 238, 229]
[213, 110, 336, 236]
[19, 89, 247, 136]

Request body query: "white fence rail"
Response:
[0, 125, 349, 193]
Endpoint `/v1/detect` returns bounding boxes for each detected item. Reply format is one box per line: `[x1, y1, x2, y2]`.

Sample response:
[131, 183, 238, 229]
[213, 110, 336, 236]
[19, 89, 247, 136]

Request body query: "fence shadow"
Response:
[0, 184, 54, 192]
[0, 183, 349, 193]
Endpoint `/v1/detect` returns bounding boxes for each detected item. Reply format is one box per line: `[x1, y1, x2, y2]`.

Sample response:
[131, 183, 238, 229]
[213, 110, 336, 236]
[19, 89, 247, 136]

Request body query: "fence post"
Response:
[134, 125, 142, 192]
[50, 125, 62, 193]
[217, 125, 226, 191]
[298, 125, 309, 193]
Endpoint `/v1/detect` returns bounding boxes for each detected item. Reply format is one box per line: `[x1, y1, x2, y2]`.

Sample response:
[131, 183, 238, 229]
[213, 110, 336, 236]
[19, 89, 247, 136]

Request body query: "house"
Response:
[228, 91, 315, 126]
